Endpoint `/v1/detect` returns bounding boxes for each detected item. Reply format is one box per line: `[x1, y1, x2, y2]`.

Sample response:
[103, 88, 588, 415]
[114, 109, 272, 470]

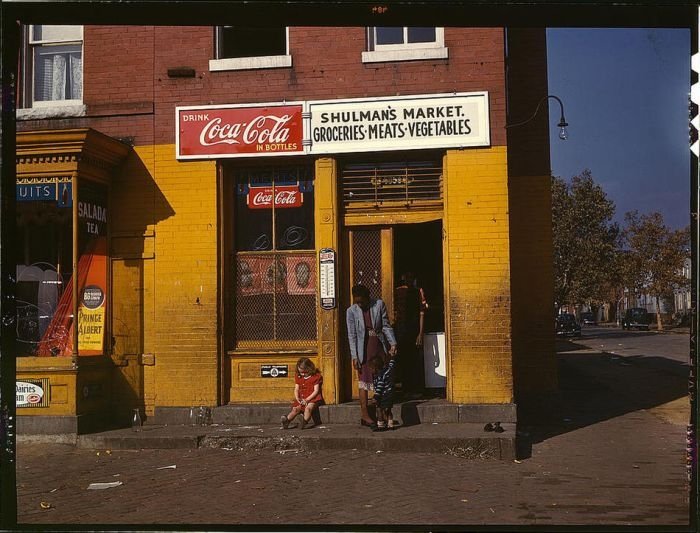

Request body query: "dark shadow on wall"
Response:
[108, 149, 175, 428]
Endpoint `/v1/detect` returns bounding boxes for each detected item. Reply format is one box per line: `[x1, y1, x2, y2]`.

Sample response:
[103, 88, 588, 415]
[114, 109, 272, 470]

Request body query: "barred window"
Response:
[233, 165, 316, 345]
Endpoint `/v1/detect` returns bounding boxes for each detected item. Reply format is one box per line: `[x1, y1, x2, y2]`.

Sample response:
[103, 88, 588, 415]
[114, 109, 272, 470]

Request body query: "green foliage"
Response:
[552, 169, 619, 310]
[622, 210, 690, 328]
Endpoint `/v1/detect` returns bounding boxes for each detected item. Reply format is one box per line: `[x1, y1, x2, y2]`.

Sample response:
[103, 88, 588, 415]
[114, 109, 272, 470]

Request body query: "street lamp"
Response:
[506, 94, 569, 140]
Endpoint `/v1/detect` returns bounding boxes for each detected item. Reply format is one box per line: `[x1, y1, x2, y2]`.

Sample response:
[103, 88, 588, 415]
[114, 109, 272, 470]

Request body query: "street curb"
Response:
[74, 424, 518, 460]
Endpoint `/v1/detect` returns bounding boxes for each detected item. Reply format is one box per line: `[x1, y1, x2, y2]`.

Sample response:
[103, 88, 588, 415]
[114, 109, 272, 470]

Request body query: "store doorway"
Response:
[393, 221, 446, 398]
[343, 221, 446, 401]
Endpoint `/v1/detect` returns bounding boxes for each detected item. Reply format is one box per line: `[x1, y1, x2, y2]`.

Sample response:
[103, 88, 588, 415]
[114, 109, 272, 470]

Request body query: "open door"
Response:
[342, 227, 393, 400]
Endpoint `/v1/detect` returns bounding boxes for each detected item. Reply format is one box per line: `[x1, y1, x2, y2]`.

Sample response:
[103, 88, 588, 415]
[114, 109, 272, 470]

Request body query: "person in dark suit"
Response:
[346, 284, 397, 428]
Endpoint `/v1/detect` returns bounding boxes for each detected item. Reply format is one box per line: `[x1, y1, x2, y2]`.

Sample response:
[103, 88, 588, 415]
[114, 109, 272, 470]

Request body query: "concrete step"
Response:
[76, 422, 517, 460]
[153, 399, 516, 426]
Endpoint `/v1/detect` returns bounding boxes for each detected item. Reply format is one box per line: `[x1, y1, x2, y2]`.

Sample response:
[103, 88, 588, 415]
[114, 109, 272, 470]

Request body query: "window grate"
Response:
[342, 161, 442, 209]
[235, 252, 317, 343]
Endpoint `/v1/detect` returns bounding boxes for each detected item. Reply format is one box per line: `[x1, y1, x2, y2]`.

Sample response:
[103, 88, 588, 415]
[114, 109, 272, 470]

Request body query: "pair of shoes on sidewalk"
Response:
[372, 422, 387, 432]
[483, 421, 504, 433]
[280, 415, 314, 430]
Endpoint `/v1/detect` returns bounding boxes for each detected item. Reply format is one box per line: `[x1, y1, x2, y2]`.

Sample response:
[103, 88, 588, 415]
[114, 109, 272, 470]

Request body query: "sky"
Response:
[546, 28, 691, 229]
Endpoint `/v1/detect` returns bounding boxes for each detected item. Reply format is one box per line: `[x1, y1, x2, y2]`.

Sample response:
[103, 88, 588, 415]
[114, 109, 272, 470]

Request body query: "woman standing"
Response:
[345, 284, 397, 428]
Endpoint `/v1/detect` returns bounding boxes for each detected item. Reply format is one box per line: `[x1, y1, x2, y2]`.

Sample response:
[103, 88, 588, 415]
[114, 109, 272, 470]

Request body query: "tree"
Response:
[622, 211, 690, 330]
[552, 169, 620, 313]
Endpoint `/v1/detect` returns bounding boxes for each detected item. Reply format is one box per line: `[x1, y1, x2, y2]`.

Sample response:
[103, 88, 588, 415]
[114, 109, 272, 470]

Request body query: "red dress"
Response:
[292, 372, 324, 410]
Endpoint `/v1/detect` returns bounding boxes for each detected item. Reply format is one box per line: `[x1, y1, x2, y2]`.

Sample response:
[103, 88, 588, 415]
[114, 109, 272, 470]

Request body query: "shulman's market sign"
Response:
[176, 92, 490, 159]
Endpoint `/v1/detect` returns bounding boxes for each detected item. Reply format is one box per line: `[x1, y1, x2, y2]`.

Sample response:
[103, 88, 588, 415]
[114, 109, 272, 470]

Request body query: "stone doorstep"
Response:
[154, 401, 517, 426]
[75, 422, 517, 460]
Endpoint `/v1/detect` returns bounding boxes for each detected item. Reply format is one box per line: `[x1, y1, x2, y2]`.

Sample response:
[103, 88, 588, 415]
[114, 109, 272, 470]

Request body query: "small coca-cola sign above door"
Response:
[247, 185, 303, 209]
[177, 103, 304, 159]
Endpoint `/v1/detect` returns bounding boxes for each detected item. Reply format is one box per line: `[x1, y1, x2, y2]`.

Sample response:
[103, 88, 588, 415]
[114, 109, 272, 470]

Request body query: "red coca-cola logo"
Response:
[248, 186, 303, 209]
[178, 105, 304, 158]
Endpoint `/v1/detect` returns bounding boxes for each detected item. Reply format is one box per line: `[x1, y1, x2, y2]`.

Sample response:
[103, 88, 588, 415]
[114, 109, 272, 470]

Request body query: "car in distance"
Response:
[556, 313, 582, 337]
[621, 307, 651, 331]
[580, 312, 597, 326]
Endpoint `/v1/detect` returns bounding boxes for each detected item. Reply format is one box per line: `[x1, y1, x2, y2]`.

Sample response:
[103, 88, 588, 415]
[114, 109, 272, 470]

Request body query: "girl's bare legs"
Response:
[300, 402, 317, 429]
[386, 407, 394, 428]
[281, 406, 302, 429]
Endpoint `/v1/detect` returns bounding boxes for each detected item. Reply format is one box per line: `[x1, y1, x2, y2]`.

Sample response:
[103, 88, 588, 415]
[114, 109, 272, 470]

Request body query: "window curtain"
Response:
[33, 46, 82, 102]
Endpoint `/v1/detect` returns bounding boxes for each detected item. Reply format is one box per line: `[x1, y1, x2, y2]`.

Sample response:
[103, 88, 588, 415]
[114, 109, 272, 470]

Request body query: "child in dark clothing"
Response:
[369, 355, 397, 432]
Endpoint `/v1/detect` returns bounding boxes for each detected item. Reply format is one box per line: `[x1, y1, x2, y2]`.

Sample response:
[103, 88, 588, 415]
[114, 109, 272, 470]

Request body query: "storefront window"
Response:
[233, 165, 317, 343]
[16, 178, 109, 357]
[16, 179, 73, 356]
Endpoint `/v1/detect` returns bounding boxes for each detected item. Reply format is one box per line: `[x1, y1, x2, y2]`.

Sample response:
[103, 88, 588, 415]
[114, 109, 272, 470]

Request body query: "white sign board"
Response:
[16, 380, 49, 407]
[307, 92, 490, 154]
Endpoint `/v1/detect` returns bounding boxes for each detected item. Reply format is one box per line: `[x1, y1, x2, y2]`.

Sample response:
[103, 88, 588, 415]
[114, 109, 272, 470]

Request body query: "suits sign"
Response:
[176, 92, 490, 159]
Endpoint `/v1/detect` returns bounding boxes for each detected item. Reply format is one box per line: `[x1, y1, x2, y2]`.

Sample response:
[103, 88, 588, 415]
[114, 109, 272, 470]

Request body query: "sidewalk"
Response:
[15, 341, 690, 526]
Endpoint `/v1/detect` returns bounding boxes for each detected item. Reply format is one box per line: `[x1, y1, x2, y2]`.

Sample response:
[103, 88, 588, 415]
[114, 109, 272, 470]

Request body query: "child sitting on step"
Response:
[281, 357, 323, 430]
[369, 355, 397, 431]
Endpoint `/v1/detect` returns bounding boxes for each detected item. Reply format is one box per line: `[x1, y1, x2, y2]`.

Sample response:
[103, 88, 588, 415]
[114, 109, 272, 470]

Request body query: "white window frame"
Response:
[362, 27, 448, 64]
[209, 26, 292, 72]
[21, 25, 84, 112]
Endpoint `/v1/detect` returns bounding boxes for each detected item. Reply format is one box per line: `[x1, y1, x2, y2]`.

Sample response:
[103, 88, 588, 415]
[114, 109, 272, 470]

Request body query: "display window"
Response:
[16, 177, 109, 357]
[231, 164, 317, 345]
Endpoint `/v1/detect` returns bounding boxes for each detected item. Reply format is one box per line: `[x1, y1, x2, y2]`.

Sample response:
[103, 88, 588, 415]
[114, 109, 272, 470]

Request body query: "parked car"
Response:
[621, 308, 651, 331]
[556, 314, 581, 337]
[580, 312, 597, 326]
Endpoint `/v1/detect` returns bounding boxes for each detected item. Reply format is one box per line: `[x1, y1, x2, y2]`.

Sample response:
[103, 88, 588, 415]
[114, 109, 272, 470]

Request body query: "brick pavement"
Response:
[14, 342, 692, 527]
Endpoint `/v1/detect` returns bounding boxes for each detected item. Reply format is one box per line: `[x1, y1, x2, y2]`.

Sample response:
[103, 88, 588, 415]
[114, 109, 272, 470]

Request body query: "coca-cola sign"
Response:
[247, 186, 303, 209]
[177, 104, 304, 159]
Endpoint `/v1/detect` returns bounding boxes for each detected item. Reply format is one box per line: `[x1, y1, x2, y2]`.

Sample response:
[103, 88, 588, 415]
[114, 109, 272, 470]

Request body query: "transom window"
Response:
[22, 25, 83, 107]
[368, 27, 444, 51]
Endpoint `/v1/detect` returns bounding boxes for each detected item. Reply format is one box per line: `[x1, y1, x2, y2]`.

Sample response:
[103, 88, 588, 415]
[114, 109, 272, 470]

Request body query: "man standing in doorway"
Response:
[394, 271, 428, 400]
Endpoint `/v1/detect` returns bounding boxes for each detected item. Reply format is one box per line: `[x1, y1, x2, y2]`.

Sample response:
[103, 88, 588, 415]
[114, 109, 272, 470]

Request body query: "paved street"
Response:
[577, 325, 691, 366]
[14, 330, 692, 527]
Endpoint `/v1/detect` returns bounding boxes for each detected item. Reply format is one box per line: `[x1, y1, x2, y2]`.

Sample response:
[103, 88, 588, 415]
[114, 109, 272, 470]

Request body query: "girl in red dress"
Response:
[281, 357, 324, 430]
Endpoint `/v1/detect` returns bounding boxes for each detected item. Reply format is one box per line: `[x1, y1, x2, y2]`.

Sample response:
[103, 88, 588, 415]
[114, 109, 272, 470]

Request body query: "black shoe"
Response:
[493, 422, 504, 433]
[280, 415, 290, 430]
[484, 423, 495, 432]
[360, 419, 377, 429]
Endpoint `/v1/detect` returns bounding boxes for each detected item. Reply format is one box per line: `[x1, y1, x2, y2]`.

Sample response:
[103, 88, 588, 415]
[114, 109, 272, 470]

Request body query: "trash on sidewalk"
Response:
[461, 499, 469, 503]
[275, 449, 300, 455]
[87, 481, 123, 490]
[513, 460, 522, 464]
[49, 488, 58, 493]
[157, 465, 177, 470]
[40, 502, 52, 509]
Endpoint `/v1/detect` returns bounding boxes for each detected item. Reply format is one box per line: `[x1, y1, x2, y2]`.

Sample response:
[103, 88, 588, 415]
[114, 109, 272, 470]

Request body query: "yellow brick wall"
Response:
[112, 145, 219, 408]
[443, 147, 513, 404]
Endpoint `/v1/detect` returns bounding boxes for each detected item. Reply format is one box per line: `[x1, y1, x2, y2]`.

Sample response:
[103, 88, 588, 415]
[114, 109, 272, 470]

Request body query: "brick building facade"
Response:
[15, 24, 556, 433]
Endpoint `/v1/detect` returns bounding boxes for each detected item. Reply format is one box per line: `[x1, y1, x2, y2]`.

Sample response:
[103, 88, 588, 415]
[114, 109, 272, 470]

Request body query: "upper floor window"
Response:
[210, 26, 292, 71]
[363, 27, 448, 63]
[22, 25, 83, 108]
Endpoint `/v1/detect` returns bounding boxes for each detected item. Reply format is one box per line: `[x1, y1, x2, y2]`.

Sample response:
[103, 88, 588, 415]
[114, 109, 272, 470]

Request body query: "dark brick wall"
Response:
[20, 26, 509, 148]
